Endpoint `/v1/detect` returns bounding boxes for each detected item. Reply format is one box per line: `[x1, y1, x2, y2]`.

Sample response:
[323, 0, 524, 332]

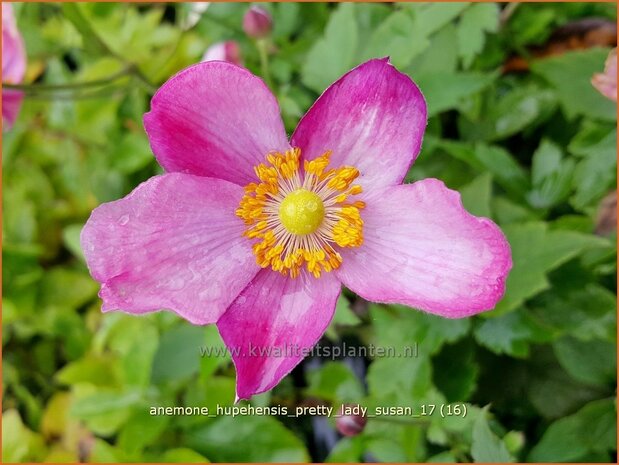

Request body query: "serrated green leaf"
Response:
[456, 3, 499, 68]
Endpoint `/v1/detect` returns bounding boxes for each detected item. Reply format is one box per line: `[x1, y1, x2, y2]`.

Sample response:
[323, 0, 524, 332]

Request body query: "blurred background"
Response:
[2, 2, 617, 463]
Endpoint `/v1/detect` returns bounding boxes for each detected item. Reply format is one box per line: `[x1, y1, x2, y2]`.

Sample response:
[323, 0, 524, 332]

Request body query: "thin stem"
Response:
[257, 38, 273, 89]
[3, 66, 132, 93]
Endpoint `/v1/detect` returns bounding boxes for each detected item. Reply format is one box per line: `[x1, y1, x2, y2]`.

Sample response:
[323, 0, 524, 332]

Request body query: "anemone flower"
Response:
[2, 3, 26, 129]
[81, 58, 512, 400]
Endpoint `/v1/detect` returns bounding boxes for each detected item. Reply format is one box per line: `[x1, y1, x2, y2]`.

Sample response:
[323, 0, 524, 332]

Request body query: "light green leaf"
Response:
[460, 172, 492, 218]
[305, 361, 365, 403]
[415, 72, 495, 117]
[456, 3, 499, 68]
[360, 11, 428, 68]
[2, 409, 46, 463]
[406, 3, 470, 36]
[471, 410, 514, 462]
[302, 3, 358, 93]
[161, 448, 210, 463]
[151, 324, 205, 384]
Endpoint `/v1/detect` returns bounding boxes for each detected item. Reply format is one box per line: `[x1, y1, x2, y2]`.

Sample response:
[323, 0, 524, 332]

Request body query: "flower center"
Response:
[236, 148, 365, 278]
[279, 189, 325, 235]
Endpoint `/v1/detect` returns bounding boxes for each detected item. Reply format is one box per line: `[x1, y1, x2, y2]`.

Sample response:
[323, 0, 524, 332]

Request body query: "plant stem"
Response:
[256, 38, 273, 89]
[3, 67, 132, 93]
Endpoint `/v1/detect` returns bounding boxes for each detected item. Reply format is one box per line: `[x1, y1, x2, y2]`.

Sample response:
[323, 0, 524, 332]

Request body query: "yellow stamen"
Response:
[236, 148, 364, 278]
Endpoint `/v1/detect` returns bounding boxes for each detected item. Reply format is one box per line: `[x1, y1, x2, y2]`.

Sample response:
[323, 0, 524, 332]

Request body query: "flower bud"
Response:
[202, 41, 243, 67]
[243, 6, 272, 39]
[335, 404, 367, 437]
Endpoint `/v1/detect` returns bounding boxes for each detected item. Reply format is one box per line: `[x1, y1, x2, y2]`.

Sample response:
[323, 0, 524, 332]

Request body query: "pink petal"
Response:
[143, 61, 290, 185]
[81, 173, 259, 325]
[592, 49, 617, 102]
[291, 58, 427, 191]
[217, 269, 341, 400]
[335, 179, 512, 317]
[2, 89, 23, 129]
[2, 3, 26, 84]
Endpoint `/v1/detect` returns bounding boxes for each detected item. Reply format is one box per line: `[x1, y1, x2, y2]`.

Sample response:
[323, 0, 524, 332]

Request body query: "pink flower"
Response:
[242, 6, 272, 39]
[592, 48, 617, 101]
[202, 41, 243, 67]
[2, 3, 26, 129]
[81, 59, 512, 400]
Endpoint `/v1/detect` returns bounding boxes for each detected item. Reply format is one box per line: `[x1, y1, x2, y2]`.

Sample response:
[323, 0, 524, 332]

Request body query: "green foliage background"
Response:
[3, 2, 617, 463]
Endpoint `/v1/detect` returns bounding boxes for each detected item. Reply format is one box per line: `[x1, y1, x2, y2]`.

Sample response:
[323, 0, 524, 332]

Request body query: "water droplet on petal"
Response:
[118, 215, 129, 226]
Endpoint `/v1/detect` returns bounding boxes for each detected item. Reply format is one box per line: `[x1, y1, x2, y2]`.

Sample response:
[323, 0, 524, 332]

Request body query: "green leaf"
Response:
[326, 293, 361, 339]
[460, 172, 492, 218]
[40, 267, 98, 308]
[474, 311, 551, 357]
[62, 224, 86, 262]
[71, 390, 141, 418]
[326, 436, 364, 463]
[531, 48, 617, 121]
[305, 361, 365, 403]
[406, 3, 470, 36]
[529, 283, 616, 342]
[553, 337, 616, 386]
[2, 409, 46, 463]
[440, 142, 530, 199]
[528, 398, 617, 461]
[302, 3, 358, 93]
[456, 3, 499, 68]
[118, 408, 170, 455]
[459, 87, 557, 141]
[528, 359, 606, 420]
[151, 324, 205, 384]
[527, 139, 575, 209]
[570, 129, 617, 210]
[161, 448, 210, 463]
[110, 132, 154, 175]
[371, 304, 470, 356]
[56, 353, 118, 387]
[492, 222, 609, 315]
[187, 415, 309, 462]
[360, 11, 428, 69]
[415, 72, 495, 117]
[471, 410, 514, 462]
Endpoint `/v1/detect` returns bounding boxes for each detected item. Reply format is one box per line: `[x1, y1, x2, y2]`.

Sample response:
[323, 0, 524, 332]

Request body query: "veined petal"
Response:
[2, 3, 26, 84]
[335, 179, 512, 317]
[291, 58, 427, 191]
[81, 173, 259, 325]
[144, 61, 290, 185]
[217, 269, 341, 400]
